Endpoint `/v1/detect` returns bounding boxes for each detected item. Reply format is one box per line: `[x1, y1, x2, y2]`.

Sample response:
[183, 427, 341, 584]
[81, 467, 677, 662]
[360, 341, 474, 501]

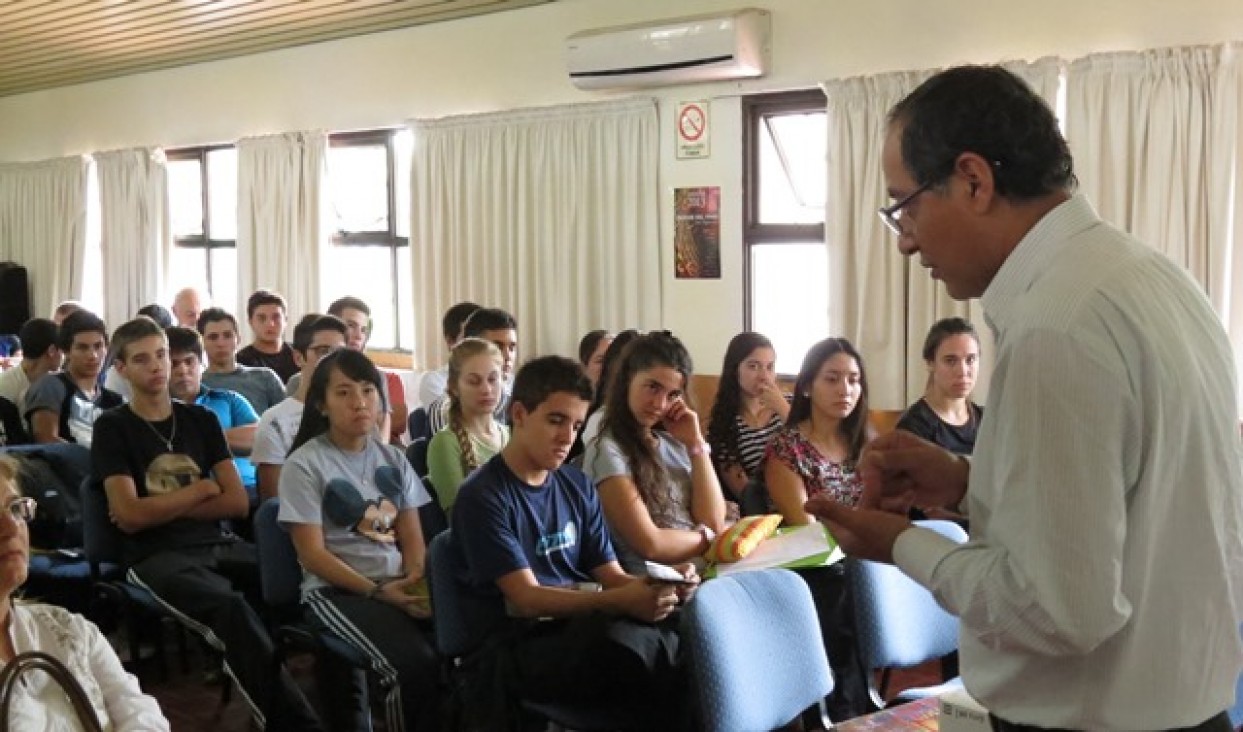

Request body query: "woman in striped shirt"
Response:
[706, 332, 789, 499]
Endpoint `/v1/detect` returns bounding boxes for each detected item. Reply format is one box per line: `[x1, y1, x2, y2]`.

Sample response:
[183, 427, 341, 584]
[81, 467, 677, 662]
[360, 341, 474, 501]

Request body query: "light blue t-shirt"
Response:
[278, 434, 431, 598]
[191, 385, 259, 491]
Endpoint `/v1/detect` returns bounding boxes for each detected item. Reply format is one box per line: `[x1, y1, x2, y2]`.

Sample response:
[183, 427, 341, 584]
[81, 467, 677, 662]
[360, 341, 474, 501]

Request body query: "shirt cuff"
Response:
[893, 525, 960, 587]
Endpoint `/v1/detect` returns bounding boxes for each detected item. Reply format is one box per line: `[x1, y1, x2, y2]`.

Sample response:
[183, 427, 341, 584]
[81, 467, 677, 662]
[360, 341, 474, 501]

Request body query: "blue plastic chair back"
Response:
[427, 529, 474, 658]
[408, 408, 431, 443]
[850, 519, 966, 671]
[253, 498, 303, 607]
[81, 477, 123, 570]
[683, 568, 834, 732]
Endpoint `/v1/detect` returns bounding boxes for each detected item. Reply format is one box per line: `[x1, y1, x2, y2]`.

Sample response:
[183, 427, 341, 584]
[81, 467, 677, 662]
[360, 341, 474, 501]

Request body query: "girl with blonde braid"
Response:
[426, 338, 509, 512]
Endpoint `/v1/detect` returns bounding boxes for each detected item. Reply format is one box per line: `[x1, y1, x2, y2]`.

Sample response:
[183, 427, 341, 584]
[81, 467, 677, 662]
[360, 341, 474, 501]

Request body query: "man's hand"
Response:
[857, 430, 969, 514]
[804, 497, 913, 564]
[614, 578, 680, 623]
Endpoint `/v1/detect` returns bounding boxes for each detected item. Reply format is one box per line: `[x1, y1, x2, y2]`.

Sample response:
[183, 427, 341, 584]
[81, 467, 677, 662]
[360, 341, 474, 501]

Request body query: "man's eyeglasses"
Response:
[4, 497, 36, 523]
[877, 181, 934, 236]
[307, 344, 341, 358]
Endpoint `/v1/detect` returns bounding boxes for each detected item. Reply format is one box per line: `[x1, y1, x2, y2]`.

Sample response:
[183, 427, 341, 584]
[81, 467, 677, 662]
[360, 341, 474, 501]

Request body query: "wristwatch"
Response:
[695, 523, 717, 546]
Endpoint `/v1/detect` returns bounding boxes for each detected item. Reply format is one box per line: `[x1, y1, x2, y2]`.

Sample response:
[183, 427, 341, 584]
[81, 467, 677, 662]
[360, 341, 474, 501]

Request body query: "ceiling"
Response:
[0, 0, 556, 99]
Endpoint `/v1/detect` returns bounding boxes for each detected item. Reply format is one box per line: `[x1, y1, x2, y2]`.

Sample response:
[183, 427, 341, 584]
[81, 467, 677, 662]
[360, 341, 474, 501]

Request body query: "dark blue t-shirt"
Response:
[453, 454, 616, 593]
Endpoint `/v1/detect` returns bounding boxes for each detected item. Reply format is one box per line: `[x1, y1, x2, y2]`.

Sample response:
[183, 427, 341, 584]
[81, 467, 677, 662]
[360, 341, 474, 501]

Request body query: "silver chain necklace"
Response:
[333, 438, 377, 487]
[135, 406, 176, 452]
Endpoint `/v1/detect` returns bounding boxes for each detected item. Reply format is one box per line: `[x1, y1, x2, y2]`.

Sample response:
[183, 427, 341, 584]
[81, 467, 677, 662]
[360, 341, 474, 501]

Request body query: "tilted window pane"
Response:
[758, 112, 827, 225]
[328, 145, 389, 235]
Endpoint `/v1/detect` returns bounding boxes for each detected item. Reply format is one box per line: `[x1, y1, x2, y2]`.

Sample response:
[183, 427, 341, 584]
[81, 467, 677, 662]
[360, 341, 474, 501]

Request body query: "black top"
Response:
[236, 342, 299, 384]
[0, 396, 27, 446]
[91, 402, 235, 564]
[896, 397, 984, 455]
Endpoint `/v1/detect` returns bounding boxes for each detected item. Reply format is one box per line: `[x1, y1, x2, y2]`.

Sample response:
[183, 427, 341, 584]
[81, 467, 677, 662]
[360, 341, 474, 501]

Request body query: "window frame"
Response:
[742, 89, 828, 374]
[326, 128, 410, 353]
[165, 144, 236, 293]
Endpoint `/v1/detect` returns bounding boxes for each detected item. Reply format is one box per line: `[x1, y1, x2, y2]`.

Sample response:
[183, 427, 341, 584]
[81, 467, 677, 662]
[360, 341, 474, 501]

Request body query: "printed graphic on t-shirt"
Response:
[67, 392, 105, 446]
[145, 453, 203, 495]
[322, 465, 403, 544]
[536, 521, 578, 558]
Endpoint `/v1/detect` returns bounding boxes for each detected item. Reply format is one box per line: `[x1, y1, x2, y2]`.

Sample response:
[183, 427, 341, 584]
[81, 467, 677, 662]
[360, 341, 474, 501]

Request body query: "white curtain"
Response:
[0, 156, 89, 320]
[409, 97, 660, 367]
[1067, 44, 1243, 409]
[95, 148, 170, 328]
[824, 59, 1062, 409]
[236, 131, 327, 327]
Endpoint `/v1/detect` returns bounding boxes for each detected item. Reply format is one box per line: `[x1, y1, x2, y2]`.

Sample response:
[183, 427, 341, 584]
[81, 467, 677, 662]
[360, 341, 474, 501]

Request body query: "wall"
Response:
[1, 0, 1241, 374]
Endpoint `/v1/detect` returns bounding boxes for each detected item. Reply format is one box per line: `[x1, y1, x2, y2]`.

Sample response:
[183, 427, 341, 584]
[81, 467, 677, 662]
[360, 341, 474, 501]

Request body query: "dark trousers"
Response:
[128, 543, 323, 731]
[796, 563, 874, 720]
[989, 711, 1233, 732]
[305, 588, 442, 732]
[467, 613, 687, 732]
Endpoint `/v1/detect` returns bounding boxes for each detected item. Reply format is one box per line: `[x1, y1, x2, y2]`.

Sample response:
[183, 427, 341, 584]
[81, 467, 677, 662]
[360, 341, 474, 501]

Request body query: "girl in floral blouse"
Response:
[765, 337, 869, 525]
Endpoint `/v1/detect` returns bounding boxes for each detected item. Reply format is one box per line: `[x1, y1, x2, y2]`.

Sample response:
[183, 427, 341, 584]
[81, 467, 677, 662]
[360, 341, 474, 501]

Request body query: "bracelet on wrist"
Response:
[686, 441, 711, 458]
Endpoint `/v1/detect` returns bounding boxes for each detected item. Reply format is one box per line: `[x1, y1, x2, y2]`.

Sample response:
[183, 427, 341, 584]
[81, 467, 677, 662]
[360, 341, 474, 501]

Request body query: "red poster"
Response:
[674, 187, 721, 279]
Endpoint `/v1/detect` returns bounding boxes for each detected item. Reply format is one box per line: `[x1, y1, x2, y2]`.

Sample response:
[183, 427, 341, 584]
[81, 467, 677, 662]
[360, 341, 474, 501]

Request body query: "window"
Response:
[166, 145, 238, 313]
[743, 90, 828, 374]
[324, 129, 413, 351]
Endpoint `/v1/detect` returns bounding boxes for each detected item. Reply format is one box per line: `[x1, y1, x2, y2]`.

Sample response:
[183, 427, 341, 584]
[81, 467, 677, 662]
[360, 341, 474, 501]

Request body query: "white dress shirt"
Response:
[3, 602, 169, 731]
[893, 195, 1243, 729]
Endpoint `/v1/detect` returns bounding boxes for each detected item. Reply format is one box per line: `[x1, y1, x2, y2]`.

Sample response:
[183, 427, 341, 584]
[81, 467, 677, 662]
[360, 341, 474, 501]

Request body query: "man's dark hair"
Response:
[57, 310, 108, 352]
[292, 314, 347, 355]
[246, 289, 287, 319]
[889, 65, 1076, 200]
[442, 302, 482, 343]
[511, 356, 593, 414]
[110, 316, 163, 363]
[166, 326, 204, 360]
[196, 307, 239, 335]
[328, 296, 370, 318]
[462, 307, 517, 338]
[18, 318, 59, 360]
[136, 303, 174, 329]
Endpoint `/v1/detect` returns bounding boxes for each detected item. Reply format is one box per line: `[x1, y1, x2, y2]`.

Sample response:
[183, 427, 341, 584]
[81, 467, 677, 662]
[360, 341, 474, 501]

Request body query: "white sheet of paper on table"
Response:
[713, 522, 844, 576]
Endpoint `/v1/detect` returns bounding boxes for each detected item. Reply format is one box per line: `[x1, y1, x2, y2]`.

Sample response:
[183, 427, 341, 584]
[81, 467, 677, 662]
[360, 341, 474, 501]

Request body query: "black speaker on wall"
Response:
[0, 262, 30, 335]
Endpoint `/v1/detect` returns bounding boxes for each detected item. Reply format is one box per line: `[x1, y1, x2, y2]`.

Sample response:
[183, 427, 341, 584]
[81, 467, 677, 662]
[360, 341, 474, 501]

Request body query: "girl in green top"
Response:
[426, 337, 509, 511]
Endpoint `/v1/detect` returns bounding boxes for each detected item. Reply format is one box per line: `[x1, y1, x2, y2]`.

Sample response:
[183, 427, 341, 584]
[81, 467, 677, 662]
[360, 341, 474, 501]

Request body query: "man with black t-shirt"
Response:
[236, 289, 299, 383]
[92, 316, 323, 731]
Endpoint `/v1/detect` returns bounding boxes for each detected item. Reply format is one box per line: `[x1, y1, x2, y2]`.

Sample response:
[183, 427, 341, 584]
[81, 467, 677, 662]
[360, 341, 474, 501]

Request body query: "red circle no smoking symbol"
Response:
[679, 105, 706, 142]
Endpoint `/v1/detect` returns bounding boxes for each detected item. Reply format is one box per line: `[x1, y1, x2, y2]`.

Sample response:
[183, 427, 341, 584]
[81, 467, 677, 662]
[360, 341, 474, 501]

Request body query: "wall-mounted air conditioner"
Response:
[566, 8, 770, 91]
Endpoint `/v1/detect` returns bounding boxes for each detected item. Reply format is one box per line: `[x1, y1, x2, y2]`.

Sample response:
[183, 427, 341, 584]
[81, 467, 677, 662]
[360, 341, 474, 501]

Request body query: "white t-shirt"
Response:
[251, 397, 305, 466]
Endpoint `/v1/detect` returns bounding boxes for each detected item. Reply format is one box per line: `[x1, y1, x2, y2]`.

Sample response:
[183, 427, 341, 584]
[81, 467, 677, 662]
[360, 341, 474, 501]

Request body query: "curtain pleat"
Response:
[95, 148, 170, 328]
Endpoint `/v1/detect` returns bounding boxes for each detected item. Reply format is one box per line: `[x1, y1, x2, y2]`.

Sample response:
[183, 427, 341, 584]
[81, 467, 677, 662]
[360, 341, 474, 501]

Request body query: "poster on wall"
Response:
[674, 186, 721, 279]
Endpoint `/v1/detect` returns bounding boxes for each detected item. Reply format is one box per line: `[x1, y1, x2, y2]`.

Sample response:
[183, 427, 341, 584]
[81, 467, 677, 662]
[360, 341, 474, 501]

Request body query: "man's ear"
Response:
[510, 402, 528, 429]
[292, 350, 306, 369]
[954, 152, 997, 210]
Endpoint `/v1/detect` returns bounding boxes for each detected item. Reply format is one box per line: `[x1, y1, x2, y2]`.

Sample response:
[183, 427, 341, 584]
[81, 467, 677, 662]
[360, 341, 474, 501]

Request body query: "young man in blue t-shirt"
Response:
[454, 355, 696, 731]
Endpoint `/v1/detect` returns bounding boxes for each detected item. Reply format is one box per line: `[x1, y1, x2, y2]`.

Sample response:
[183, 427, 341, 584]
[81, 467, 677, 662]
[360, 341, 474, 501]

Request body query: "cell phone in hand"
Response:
[644, 561, 695, 585]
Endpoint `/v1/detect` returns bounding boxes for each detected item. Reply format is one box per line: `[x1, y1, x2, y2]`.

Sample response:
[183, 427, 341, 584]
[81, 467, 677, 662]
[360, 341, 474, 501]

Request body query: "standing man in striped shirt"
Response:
[809, 65, 1243, 732]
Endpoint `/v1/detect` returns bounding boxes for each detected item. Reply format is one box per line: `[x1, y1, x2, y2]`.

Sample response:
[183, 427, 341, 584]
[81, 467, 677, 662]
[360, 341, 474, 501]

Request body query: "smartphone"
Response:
[644, 561, 695, 585]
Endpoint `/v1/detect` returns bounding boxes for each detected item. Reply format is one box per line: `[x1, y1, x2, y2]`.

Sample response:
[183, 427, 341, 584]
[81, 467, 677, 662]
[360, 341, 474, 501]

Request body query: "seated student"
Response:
[287, 297, 402, 443]
[237, 289, 299, 383]
[51, 301, 83, 325]
[577, 329, 613, 395]
[197, 307, 287, 415]
[104, 303, 174, 401]
[91, 316, 323, 730]
[426, 338, 508, 511]
[171, 286, 210, 329]
[426, 307, 517, 432]
[570, 328, 640, 463]
[251, 315, 347, 501]
[706, 332, 789, 500]
[0, 454, 170, 729]
[763, 336, 872, 720]
[25, 310, 122, 447]
[279, 349, 439, 732]
[166, 326, 260, 500]
[0, 317, 62, 413]
[897, 317, 984, 455]
[454, 355, 694, 731]
[418, 301, 481, 407]
[582, 331, 728, 574]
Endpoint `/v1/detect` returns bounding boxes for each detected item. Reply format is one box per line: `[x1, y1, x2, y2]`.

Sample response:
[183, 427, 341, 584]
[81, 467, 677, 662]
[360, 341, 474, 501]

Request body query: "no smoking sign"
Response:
[676, 100, 711, 159]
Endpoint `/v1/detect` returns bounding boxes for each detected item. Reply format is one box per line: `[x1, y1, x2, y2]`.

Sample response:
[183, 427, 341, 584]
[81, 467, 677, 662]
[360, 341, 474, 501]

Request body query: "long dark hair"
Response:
[597, 331, 695, 513]
[787, 337, 869, 464]
[588, 329, 641, 415]
[288, 349, 387, 456]
[706, 332, 774, 469]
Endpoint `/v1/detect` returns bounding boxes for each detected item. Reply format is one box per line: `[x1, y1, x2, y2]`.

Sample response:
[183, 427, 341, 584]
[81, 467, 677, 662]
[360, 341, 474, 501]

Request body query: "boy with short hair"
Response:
[25, 310, 122, 446]
[250, 314, 348, 501]
[236, 289, 298, 383]
[418, 301, 481, 407]
[426, 306, 517, 431]
[454, 355, 694, 730]
[197, 307, 287, 415]
[0, 317, 62, 412]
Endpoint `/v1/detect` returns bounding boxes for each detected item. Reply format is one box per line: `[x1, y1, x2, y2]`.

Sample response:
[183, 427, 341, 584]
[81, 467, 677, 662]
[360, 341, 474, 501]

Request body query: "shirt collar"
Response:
[980, 194, 1101, 336]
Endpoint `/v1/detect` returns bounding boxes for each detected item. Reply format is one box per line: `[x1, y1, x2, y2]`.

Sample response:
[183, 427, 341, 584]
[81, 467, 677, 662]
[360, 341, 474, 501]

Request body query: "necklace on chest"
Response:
[335, 441, 378, 487]
[136, 407, 177, 452]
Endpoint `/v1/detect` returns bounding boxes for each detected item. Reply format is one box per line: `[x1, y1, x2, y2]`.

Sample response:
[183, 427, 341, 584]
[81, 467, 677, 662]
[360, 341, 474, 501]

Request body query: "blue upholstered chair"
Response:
[1230, 623, 1243, 728]
[849, 518, 968, 707]
[682, 568, 834, 731]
